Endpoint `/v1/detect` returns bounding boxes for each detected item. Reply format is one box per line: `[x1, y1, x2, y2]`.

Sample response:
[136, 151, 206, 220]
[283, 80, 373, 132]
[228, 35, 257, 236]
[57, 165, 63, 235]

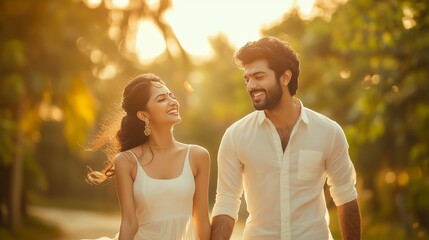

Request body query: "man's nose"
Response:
[246, 79, 256, 92]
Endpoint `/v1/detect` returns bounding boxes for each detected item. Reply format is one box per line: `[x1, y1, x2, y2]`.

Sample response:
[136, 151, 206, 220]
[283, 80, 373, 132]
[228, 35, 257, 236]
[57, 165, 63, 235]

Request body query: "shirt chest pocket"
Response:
[297, 150, 324, 180]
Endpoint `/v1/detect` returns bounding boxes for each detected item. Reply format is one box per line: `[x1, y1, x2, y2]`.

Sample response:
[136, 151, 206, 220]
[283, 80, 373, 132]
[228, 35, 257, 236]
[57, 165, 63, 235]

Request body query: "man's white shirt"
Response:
[212, 99, 358, 240]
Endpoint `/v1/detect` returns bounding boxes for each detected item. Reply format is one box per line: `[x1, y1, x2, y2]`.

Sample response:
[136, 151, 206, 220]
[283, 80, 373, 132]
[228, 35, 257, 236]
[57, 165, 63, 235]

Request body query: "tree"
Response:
[0, 0, 106, 229]
[330, 1, 429, 236]
[0, 0, 189, 230]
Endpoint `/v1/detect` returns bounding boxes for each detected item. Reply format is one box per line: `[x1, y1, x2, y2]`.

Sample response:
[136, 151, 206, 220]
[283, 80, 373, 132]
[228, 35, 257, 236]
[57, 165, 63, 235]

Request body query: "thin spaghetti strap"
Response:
[127, 150, 139, 163]
[126, 150, 143, 179]
[186, 144, 191, 159]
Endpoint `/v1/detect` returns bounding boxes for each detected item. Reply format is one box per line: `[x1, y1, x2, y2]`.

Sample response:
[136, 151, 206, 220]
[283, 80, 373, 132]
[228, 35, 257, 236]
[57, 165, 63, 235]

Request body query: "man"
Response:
[211, 36, 361, 240]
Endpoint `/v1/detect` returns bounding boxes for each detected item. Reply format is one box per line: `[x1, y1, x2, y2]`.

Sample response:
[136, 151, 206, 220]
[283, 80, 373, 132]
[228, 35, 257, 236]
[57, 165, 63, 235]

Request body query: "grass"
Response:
[0, 216, 62, 240]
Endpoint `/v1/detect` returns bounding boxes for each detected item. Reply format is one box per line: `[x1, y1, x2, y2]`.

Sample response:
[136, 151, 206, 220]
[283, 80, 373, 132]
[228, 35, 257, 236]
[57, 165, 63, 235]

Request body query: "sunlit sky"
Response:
[135, 0, 316, 63]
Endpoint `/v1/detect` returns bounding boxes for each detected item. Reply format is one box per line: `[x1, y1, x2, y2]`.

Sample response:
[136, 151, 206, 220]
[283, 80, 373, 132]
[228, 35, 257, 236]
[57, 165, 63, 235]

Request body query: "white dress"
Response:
[84, 145, 199, 240]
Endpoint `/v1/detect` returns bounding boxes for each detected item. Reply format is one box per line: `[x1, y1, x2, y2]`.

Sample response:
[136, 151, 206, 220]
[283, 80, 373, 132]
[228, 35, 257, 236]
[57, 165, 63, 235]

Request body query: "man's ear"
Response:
[280, 70, 292, 86]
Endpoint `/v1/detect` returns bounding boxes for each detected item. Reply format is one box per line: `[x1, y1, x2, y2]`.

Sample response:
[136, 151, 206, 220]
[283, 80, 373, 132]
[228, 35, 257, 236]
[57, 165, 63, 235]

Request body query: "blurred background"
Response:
[1, 0, 428, 239]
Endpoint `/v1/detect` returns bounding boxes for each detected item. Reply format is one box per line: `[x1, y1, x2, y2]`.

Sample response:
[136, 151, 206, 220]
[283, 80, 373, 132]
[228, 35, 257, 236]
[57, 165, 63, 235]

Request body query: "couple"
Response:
[87, 36, 361, 240]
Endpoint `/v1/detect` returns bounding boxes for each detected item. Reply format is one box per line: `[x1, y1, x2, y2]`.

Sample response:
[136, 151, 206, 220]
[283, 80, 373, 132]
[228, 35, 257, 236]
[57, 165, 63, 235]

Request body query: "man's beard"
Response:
[252, 84, 283, 110]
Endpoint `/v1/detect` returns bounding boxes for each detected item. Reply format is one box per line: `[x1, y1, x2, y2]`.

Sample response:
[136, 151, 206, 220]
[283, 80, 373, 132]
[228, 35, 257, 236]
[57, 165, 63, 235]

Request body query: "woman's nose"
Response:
[169, 96, 179, 105]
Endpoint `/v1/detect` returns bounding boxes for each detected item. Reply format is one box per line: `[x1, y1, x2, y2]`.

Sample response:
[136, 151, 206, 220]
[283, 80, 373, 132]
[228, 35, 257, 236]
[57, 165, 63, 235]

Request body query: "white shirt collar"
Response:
[256, 98, 309, 125]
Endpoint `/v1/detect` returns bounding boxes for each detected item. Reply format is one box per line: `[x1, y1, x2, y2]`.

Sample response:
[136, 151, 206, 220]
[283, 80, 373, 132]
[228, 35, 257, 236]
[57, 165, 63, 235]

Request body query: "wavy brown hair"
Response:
[233, 36, 300, 96]
[86, 73, 165, 184]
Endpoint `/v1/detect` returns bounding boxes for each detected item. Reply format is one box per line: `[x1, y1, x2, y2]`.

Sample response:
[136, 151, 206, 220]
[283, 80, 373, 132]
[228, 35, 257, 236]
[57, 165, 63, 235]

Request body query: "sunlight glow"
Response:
[136, 20, 166, 64]
[164, 0, 295, 58]
[39, 101, 64, 121]
[84, 0, 102, 8]
[397, 172, 409, 186]
[183, 81, 194, 93]
[339, 70, 351, 79]
[147, 0, 161, 10]
[402, 6, 416, 29]
[108, 11, 124, 41]
[296, 0, 316, 16]
[112, 0, 130, 9]
[90, 49, 103, 63]
[99, 63, 118, 80]
[134, 0, 318, 62]
[385, 171, 396, 184]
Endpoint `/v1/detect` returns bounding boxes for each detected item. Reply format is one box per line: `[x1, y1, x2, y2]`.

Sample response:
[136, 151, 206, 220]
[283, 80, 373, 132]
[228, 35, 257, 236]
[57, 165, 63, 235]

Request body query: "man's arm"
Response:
[211, 215, 235, 240]
[211, 127, 243, 239]
[338, 199, 361, 240]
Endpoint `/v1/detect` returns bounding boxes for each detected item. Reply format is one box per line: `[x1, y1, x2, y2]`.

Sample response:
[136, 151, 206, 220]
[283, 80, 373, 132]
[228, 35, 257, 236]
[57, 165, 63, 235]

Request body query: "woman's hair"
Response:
[233, 36, 300, 96]
[86, 73, 165, 184]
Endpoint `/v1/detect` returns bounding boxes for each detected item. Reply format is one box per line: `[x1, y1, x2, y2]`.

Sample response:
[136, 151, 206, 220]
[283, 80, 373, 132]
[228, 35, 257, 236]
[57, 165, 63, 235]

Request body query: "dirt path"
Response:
[29, 206, 120, 240]
[29, 206, 244, 239]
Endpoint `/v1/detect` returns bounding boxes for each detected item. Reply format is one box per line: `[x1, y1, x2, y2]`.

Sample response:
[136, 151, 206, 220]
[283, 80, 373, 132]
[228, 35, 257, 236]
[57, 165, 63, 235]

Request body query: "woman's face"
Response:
[144, 84, 181, 126]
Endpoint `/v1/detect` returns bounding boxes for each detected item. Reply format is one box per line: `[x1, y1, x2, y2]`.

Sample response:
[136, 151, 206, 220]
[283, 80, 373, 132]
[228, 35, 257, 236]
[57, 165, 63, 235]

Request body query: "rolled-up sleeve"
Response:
[212, 127, 244, 221]
[326, 123, 358, 206]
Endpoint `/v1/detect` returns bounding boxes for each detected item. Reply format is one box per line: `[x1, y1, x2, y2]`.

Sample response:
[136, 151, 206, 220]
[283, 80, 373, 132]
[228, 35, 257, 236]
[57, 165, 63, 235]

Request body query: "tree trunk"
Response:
[8, 100, 24, 229]
[0, 164, 10, 226]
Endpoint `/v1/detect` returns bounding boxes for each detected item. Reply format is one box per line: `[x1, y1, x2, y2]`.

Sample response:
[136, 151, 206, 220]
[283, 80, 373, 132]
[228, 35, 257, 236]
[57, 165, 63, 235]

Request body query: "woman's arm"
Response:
[115, 153, 139, 240]
[190, 145, 211, 240]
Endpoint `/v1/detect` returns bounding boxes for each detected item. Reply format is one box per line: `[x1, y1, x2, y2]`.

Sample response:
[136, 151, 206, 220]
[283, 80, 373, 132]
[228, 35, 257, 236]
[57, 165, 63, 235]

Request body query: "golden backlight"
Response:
[136, 0, 317, 63]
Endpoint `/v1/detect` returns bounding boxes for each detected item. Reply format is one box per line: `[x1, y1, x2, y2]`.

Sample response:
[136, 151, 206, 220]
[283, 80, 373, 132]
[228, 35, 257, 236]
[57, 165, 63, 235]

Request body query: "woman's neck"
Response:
[147, 126, 175, 148]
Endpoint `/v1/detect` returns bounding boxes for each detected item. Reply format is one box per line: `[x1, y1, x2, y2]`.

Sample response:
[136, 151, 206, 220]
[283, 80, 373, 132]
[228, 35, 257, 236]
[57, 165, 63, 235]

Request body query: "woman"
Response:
[87, 73, 211, 240]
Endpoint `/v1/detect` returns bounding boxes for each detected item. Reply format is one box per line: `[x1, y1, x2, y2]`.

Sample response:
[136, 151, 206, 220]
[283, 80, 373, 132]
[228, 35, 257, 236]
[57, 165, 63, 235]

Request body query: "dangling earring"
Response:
[144, 119, 151, 136]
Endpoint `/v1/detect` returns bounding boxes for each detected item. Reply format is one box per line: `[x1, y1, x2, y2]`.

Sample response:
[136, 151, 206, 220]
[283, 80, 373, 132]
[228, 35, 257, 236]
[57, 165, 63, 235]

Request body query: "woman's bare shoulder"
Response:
[188, 144, 210, 162]
[114, 151, 136, 169]
[192, 144, 208, 153]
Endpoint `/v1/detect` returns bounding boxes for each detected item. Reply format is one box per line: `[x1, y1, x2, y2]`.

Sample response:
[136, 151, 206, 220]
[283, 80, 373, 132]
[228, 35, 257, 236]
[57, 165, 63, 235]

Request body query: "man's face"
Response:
[244, 59, 282, 110]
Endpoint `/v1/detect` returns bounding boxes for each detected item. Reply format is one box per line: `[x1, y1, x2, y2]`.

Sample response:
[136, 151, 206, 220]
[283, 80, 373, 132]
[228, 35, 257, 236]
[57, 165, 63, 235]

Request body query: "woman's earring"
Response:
[144, 119, 151, 136]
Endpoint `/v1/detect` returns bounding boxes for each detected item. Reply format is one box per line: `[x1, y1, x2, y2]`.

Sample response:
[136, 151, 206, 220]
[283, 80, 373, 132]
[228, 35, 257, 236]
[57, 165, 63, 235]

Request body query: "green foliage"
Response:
[0, 74, 25, 104]
[62, 78, 98, 149]
[0, 0, 107, 164]
[0, 0, 116, 229]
